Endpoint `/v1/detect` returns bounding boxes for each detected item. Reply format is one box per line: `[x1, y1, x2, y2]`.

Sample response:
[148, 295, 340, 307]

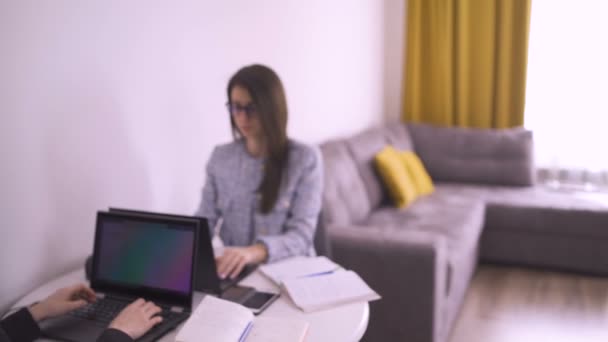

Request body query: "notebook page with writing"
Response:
[282, 270, 381, 312]
[176, 295, 253, 342]
[259, 256, 339, 285]
[246, 317, 309, 342]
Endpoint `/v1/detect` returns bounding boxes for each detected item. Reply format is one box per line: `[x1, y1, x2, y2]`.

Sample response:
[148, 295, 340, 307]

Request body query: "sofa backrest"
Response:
[344, 127, 390, 211]
[319, 140, 372, 225]
[407, 123, 535, 186]
[320, 123, 416, 225]
[384, 122, 415, 151]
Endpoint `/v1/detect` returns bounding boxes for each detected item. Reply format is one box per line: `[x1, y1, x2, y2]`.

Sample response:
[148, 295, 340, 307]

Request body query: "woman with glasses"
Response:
[195, 64, 323, 280]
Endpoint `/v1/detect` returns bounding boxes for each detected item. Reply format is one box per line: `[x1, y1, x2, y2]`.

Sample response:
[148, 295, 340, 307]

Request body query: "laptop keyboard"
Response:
[69, 298, 128, 324]
[69, 298, 181, 325]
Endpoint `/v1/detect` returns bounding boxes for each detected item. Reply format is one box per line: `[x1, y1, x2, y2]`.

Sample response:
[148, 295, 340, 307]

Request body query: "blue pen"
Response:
[302, 268, 341, 278]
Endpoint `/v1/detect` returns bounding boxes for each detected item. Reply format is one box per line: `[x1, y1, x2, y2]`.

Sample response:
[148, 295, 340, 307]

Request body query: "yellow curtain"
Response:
[403, 0, 531, 128]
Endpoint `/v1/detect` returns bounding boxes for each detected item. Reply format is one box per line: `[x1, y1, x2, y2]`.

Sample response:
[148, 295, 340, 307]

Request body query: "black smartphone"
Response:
[241, 291, 280, 315]
[221, 285, 256, 302]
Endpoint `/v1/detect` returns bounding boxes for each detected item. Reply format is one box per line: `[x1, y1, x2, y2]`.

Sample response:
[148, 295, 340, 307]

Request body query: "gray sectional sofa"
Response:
[318, 122, 608, 342]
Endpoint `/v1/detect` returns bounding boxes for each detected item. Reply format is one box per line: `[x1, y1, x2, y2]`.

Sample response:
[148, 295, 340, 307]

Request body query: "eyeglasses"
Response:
[226, 102, 257, 118]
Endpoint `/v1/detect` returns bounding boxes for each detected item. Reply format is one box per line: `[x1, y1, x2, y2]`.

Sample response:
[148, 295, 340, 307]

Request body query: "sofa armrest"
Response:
[328, 225, 448, 342]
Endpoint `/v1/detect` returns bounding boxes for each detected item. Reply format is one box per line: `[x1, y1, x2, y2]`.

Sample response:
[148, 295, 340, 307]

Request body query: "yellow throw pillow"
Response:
[400, 151, 434, 196]
[374, 146, 418, 208]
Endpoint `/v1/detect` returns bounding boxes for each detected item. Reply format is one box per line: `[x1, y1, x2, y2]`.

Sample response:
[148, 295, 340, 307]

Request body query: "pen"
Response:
[302, 267, 341, 278]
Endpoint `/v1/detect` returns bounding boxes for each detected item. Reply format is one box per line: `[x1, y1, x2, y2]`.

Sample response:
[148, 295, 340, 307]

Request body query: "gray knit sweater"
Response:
[195, 139, 323, 263]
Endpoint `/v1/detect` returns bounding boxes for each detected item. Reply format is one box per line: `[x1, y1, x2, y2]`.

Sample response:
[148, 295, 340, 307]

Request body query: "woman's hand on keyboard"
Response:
[29, 283, 96, 322]
[216, 243, 268, 279]
[108, 298, 163, 339]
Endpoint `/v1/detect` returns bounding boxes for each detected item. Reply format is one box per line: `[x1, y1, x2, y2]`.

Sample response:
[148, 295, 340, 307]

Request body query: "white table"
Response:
[12, 267, 369, 342]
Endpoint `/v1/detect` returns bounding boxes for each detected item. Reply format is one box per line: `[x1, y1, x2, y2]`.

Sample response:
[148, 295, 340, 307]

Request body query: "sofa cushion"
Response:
[374, 146, 418, 208]
[345, 127, 390, 210]
[363, 192, 485, 256]
[407, 123, 535, 186]
[433, 182, 608, 237]
[401, 151, 435, 196]
[320, 140, 372, 225]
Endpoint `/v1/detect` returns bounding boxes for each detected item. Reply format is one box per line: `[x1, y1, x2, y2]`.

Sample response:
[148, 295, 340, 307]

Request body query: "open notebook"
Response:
[260, 256, 380, 313]
[259, 256, 340, 285]
[282, 270, 381, 313]
[176, 295, 309, 342]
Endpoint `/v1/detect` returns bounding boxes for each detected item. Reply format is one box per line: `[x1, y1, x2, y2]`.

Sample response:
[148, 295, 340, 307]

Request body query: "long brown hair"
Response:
[227, 64, 289, 214]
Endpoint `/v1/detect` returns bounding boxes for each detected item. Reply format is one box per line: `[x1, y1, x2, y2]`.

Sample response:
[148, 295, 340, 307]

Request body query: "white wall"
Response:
[383, 0, 406, 123]
[0, 0, 405, 313]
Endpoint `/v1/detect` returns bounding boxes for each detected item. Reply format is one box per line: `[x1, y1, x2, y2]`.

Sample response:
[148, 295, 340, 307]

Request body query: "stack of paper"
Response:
[281, 270, 381, 313]
[259, 256, 340, 285]
[176, 295, 309, 342]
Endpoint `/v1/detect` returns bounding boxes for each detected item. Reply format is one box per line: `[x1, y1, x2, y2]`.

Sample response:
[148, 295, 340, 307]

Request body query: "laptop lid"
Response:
[91, 211, 198, 309]
[107, 207, 222, 295]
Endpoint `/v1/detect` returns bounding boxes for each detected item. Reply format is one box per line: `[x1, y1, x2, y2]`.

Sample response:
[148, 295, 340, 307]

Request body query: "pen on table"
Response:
[302, 267, 341, 278]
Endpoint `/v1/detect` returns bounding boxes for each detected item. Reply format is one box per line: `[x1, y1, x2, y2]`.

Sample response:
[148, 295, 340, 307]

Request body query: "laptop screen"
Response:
[107, 207, 221, 294]
[91, 212, 197, 307]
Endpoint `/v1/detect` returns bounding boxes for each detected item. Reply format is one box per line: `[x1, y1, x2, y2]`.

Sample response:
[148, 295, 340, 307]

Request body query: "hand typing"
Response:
[109, 298, 163, 339]
[216, 244, 268, 279]
[29, 283, 96, 322]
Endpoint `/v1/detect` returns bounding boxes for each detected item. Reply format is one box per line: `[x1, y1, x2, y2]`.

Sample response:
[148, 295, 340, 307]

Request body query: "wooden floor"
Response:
[449, 265, 608, 342]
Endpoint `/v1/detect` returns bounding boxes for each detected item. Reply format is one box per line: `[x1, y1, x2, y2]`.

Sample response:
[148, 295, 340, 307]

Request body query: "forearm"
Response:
[1, 308, 41, 342]
[28, 302, 48, 322]
[258, 221, 315, 263]
[248, 243, 268, 264]
[97, 328, 134, 342]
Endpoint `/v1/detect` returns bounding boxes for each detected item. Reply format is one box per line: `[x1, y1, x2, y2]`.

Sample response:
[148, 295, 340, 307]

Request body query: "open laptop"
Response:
[40, 211, 198, 342]
[107, 208, 255, 297]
